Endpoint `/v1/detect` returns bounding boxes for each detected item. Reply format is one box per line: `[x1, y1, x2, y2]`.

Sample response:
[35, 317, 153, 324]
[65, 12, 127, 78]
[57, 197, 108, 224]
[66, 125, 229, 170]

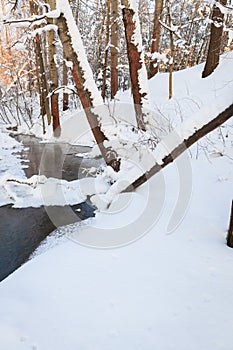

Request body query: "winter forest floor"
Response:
[0, 54, 233, 349]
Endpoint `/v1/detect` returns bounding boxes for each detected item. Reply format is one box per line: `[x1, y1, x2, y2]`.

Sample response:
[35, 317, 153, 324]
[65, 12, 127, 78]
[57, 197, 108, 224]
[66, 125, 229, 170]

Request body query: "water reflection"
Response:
[0, 135, 101, 282]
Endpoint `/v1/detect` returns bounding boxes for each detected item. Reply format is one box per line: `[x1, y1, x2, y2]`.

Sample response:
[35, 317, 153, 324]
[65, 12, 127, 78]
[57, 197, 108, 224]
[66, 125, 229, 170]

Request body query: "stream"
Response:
[0, 134, 102, 282]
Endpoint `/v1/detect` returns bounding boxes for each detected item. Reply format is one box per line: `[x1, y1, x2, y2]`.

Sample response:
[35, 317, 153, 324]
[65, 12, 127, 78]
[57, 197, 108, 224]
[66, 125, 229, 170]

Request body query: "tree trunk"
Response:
[47, 0, 61, 137]
[110, 0, 119, 99]
[121, 0, 152, 131]
[124, 103, 233, 191]
[30, 0, 51, 128]
[148, 0, 163, 79]
[227, 201, 233, 248]
[202, 0, 227, 78]
[167, 0, 174, 99]
[101, 0, 111, 100]
[55, 7, 120, 171]
[63, 61, 69, 111]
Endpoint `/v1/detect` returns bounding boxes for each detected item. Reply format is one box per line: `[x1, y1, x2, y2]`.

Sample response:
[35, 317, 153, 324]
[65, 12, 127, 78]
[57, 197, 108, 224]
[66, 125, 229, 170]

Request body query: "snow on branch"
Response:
[32, 24, 58, 37]
[215, 1, 233, 15]
[124, 103, 233, 191]
[56, 0, 103, 108]
[3, 9, 60, 27]
[159, 20, 183, 41]
[88, 100, 233, 210]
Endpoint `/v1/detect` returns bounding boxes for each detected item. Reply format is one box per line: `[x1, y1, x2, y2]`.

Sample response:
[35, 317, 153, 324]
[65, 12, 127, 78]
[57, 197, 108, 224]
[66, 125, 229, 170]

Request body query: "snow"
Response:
[56, 0, 103, 108]
[121, 0, 154, 126]
[32, 24, 58, 38]
[227, 28, 233, 46]
[0, 33, 233, 350]
[0, 130, 25, 177]
[30, 109, 96, 146]
[0, 129, 26, 206]
[14, 42, 25, 51]
[50, 0, 121, 135]
[0, 154, 233, 350]
[150, 52, 168, 63]
[216, 1, 233, 15]
[1, 52, 232, 209]
[0, 175, 88, 208]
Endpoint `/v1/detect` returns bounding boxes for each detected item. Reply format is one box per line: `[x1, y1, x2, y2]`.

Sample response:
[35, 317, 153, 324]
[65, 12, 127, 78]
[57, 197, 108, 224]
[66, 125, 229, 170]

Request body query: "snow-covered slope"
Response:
[119, 51, 233, 129]
[0, 154, 233, 350]
[0, 53, 233, 350]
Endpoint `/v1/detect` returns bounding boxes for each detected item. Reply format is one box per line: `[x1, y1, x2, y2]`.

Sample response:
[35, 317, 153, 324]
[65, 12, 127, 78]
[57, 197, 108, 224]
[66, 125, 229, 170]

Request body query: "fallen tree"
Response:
[124, 103, 233, 191]
[5, 2, 233, 194]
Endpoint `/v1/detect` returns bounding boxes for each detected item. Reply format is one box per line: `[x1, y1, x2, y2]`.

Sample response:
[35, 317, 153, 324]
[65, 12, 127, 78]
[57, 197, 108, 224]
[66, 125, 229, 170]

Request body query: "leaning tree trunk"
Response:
[148, 0, 163, 79]
[202, 0, 227, 78]
[110, 0, 119, 99]
[124, 103, 233, 191]
[54, 2, 120, 171]
[121, 0, 152, 131]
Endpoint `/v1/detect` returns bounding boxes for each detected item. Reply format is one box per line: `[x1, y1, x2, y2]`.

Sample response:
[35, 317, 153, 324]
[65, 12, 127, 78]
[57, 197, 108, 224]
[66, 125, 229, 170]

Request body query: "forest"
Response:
[0, 0, 232, 187]
[0, 1, 233, 350]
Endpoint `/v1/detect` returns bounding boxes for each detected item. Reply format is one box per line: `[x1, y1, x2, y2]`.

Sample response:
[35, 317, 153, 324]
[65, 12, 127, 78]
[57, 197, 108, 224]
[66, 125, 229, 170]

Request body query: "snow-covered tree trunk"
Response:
[148, 0, 163, 79]
[202, 0, 227, 78]
[62, 60, 69, 111]
[35, 35, 51, 132]
[55, 1, 120, 171]
[47, 0, 61, 137]
[30, 0, 51, 130]
[124, 103, 233, 191]
[121, 0, 152, 131]
[166, 0, 174, 99]
[101, 0, 111, 100]
[110, 0, 119, 99]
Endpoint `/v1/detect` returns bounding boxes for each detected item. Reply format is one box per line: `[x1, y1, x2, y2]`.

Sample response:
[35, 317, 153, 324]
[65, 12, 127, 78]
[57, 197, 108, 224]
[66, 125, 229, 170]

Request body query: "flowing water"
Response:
[0, 134, 101, 282]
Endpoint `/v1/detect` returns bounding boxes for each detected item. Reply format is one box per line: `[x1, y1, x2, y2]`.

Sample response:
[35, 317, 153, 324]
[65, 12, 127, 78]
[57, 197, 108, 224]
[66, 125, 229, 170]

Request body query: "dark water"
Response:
[0, 134, 102, 282]
[16, 134, 100, 180]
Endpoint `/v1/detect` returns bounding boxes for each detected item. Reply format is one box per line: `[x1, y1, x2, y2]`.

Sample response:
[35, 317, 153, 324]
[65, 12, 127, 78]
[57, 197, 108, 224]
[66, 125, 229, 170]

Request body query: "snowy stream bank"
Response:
[0, 134, 98, 281]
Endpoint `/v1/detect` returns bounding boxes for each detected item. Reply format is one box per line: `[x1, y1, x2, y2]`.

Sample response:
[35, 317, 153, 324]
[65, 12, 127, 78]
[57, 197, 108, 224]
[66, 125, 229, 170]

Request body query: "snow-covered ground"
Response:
[0, 154, 232, 350]
[0, 53, 232, 349]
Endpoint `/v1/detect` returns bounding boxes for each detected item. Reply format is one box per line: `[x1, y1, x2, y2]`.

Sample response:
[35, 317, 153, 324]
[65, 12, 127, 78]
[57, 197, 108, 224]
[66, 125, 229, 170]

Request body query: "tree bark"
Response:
[55, 12, 120, 171]
[110, 0, 119, 99]
[121, 0, 151, 131]
[30, 0, 51, 129]
[148, 0, 163, 79]
[124, 103, 233, 191]
[101, 0, 111, 100]
[227, 200, 233, 248]
[47, 0, 61, 137]
[35, 36, 51, 127]
[63, 61, 69, 111]
[167, 0, 174, 99]
[202, 0, 227, 78]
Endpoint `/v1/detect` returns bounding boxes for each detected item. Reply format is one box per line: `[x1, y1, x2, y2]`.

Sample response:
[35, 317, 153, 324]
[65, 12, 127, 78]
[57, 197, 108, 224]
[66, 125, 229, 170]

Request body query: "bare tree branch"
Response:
[3, 14, 47, 25]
